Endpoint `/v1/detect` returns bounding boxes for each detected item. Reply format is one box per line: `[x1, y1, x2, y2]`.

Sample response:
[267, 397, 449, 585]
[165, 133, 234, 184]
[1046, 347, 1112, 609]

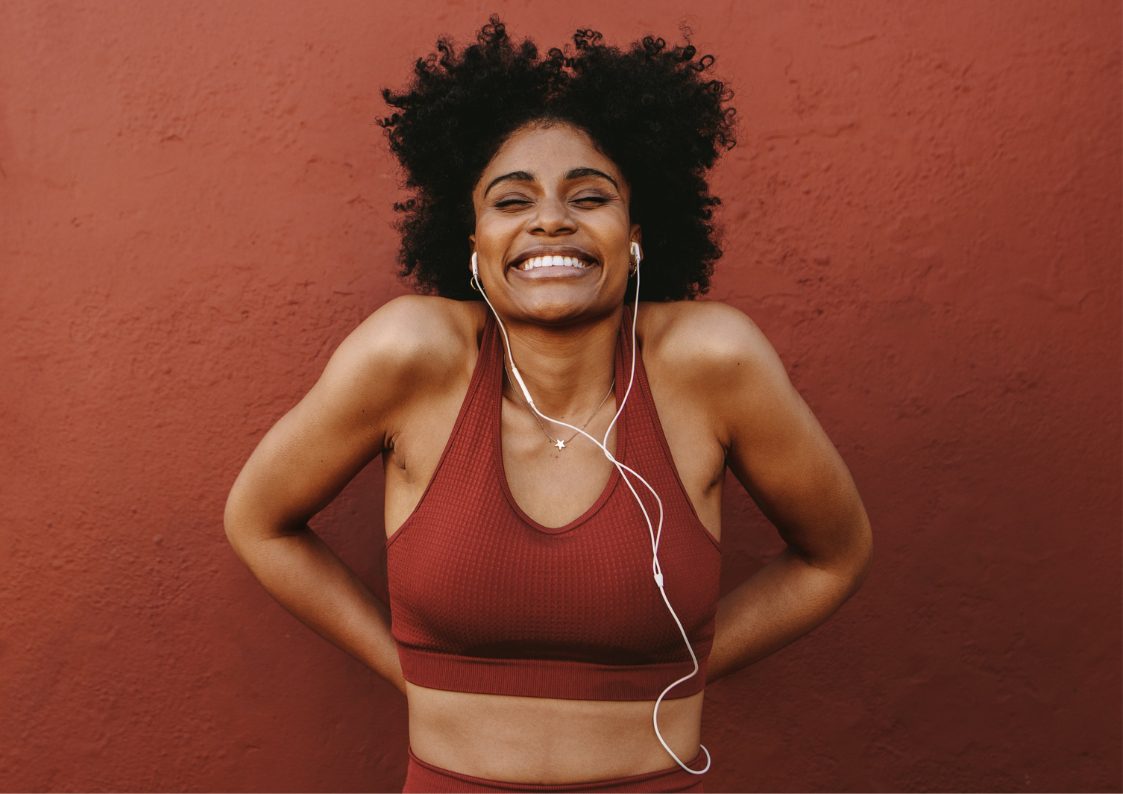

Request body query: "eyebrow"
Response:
[483, 167, 620, 197]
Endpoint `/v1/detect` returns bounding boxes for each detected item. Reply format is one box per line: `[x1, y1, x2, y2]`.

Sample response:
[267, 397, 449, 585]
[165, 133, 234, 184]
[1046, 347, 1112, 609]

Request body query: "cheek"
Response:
[474, 211, 520, 242]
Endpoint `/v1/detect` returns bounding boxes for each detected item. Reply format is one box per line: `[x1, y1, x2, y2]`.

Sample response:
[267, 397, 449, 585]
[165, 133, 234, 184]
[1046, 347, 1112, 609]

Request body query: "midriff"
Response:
[404, 682, 705, 784]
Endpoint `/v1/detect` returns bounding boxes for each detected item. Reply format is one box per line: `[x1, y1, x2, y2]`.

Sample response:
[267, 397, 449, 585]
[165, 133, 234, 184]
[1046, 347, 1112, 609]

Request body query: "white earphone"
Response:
[470, 241, 711, 775]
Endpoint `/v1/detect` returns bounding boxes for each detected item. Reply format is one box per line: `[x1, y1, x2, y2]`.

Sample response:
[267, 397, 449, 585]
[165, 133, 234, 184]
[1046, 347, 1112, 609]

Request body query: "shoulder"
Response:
[338, 294, 484, 377]
[316, 295, 485, 427]
[638, 300, 785, 384]
[638, 300, 795, 448]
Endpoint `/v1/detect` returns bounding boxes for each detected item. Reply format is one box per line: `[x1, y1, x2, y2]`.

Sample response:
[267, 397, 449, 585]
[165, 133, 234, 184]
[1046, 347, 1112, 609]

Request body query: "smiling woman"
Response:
[470, 122, 638, 325]
[379, 18, 732, 304]
[224, 15, 872, 793]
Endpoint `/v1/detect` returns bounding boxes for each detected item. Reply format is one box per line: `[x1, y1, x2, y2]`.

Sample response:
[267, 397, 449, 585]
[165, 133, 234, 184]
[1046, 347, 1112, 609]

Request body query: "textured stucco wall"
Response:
[1, 1, 1119, 791]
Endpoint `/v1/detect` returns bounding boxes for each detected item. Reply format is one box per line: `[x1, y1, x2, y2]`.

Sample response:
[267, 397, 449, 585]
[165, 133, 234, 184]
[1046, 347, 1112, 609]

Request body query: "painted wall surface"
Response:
[1, 1, 1119, 791]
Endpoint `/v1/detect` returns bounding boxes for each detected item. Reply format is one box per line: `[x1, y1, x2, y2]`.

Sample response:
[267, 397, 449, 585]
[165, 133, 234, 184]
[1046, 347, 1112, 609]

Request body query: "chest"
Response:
[385, 395, 723, 659]
[384, 353, 724, 545]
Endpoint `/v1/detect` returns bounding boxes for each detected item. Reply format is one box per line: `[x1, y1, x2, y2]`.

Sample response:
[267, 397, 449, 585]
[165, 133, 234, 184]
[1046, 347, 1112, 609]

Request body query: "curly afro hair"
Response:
[377, 15, 737, 301]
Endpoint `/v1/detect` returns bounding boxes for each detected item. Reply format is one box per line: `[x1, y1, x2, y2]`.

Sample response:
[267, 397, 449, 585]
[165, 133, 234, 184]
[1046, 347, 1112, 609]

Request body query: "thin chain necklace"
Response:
[503, 361, 615, 451]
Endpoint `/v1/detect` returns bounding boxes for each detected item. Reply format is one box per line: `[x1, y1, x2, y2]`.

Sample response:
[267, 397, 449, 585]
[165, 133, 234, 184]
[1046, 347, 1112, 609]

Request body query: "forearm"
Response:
[227, 525, 405, 695]
[706, 546, 869, 684]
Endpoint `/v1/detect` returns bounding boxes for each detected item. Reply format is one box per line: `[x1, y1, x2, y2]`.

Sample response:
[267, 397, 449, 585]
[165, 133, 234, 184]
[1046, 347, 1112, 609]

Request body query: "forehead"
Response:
[480, 122, 623, 183]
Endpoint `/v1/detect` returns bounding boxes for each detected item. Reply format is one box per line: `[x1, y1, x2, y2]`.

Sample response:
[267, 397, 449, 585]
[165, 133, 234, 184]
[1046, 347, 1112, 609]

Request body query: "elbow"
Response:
[223, 497, 247, 558]
[223, 482, 307, 555]
[820, 514, 874, 595]
[819, 536, 872, 606]
[223, 484, 257, 557]
[853, 538, 873, 588]
[847, 517, 874, 591]
[799, 510, 873, 587]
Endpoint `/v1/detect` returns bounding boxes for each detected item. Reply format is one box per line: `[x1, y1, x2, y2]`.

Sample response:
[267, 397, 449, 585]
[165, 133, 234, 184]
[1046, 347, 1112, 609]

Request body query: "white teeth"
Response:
[518, 255, 590, 270]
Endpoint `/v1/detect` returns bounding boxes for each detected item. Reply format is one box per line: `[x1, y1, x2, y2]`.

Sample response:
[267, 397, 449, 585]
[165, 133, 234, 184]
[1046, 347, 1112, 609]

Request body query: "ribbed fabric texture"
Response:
[386, 309, 722, 701]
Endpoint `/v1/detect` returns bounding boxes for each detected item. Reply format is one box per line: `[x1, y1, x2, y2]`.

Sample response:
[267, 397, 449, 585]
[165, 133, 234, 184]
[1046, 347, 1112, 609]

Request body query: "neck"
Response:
[498, 306, 624, 418]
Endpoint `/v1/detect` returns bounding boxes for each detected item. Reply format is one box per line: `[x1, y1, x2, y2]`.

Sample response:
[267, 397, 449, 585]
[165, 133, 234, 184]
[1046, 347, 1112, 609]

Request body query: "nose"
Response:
[530, 194, 575, 235]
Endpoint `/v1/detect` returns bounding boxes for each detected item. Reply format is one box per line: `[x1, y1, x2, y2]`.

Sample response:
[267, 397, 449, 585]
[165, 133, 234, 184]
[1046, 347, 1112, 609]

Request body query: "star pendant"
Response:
[553, 438, 567, 450]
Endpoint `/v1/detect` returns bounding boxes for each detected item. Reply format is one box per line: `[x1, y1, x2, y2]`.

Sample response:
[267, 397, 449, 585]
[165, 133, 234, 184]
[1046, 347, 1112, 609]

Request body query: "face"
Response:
[469, 121, 640, 325]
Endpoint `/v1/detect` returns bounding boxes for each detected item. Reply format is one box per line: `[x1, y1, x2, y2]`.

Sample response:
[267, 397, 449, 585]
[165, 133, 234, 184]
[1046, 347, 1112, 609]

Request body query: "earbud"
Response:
[630, 241, 643, 267]
[469, 252, 483, 293]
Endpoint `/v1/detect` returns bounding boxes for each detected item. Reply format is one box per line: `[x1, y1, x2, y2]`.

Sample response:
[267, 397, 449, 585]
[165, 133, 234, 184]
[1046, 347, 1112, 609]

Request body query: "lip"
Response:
[506, 245, 599, 272]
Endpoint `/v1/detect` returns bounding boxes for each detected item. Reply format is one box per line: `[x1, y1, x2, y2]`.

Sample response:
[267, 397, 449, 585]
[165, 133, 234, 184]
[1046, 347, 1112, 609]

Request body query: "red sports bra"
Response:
[385, 309, 722, 701]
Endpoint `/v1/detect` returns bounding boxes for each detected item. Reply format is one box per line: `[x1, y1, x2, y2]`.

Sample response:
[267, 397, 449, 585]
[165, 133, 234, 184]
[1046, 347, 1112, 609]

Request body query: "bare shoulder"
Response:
[639, 301, 871, 573]
[344, 294, 482, 374]
[314, 294, 485, 445]
[223, 296, 484, 536]
[638, 300, 784, 385]
[638, 300, 795, 452]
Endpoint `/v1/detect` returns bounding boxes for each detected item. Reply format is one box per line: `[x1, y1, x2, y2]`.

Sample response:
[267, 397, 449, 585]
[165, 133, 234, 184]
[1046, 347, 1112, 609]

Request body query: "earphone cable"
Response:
[470, 253, 711, 775]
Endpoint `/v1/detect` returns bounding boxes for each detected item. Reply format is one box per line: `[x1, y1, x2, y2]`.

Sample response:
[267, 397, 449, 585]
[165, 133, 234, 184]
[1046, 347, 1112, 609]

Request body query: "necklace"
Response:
[503, 362, 615, 451]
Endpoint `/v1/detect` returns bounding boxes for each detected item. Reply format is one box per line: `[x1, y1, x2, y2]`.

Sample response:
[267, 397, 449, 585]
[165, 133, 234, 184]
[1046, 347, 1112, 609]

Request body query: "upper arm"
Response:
[700, 304, 872, 573]
[223, 295, 454, 543]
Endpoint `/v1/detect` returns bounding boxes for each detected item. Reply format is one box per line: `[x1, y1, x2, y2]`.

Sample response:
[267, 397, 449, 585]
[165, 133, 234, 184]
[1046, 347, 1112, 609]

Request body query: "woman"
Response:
[225, 17, 872, 793]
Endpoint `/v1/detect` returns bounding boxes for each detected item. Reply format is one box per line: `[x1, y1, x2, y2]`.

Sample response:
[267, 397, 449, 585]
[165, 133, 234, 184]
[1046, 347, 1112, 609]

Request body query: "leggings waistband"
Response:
[402, 745, 707, 792]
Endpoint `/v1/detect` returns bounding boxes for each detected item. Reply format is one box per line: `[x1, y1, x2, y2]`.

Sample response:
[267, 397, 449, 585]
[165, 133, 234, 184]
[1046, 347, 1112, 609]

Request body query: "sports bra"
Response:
[385, 308, 722, 701]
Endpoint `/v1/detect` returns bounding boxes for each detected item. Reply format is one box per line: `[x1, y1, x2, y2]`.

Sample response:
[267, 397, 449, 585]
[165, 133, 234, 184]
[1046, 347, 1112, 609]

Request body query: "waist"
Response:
[405, 681, 706, 783]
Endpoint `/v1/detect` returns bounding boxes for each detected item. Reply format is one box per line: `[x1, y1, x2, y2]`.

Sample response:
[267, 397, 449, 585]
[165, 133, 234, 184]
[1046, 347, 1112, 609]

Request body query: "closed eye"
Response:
[493, 195, 612, 209]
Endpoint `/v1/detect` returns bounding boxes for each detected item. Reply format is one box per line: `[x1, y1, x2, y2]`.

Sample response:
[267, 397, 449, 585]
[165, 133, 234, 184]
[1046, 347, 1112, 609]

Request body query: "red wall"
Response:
[1, 1, 1119, 791]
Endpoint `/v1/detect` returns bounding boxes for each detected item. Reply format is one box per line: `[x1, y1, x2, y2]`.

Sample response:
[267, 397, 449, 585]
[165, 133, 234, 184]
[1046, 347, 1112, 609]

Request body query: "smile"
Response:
[515, 255, 592, 271]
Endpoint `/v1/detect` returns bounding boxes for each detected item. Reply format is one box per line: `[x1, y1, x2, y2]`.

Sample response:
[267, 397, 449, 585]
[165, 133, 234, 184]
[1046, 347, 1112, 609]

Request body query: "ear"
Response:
[630, 225, 642, 247]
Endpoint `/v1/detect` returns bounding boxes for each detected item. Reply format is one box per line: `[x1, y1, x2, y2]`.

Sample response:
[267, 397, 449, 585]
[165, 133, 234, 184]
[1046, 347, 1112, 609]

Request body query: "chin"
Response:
[499, 272, 626, 326]
[516, 295, 623, 328]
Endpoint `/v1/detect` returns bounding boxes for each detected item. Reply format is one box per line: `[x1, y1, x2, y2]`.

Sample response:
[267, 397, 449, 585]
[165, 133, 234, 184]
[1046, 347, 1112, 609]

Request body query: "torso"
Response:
[381, 299, 727, 783]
